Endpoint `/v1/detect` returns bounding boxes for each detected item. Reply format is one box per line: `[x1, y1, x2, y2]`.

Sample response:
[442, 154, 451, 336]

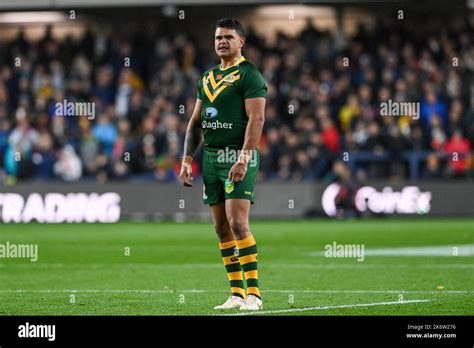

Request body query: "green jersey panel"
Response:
[196, 57, 267, 154]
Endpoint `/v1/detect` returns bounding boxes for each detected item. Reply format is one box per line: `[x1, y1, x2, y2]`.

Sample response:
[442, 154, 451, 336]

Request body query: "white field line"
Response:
[223, 299, 432, 316]
[0, 263, 473, 269]
[1, 289, 471, 294]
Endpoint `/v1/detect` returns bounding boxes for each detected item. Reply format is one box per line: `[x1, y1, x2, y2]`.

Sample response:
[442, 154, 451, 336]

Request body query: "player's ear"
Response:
[239, 36, 245, 49]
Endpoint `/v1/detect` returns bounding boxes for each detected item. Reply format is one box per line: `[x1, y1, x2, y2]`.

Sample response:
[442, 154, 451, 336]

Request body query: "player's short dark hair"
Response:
[216, 18, 245, 37]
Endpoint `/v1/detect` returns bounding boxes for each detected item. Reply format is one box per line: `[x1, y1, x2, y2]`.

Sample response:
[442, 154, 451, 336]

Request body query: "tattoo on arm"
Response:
[183, 120, 202, 157]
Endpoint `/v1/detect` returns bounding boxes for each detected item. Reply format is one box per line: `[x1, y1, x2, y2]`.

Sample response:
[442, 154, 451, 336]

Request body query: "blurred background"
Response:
[0, 0, 473, 220]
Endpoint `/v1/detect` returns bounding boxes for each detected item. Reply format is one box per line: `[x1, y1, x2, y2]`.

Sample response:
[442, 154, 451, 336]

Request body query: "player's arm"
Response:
[179, 98, 203, 187]
[242, 97, 266, 152]
[228, 97, 265, 182]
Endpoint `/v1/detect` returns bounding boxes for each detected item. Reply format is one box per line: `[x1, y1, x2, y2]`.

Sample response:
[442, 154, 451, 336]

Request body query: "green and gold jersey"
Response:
[196, 56, 267, 154]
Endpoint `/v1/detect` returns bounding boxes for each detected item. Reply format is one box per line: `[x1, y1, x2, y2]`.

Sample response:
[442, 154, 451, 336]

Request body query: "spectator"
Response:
[422, 153, 442, 179]
[421, 91, 447, 130]
[430, 114, 447, 151]
[444, 129, 472, 177]
[338, 93, 361, 132]
[32, 132, 56, 179]
[54, 144, 82, 181]
[5, 108, 39, 177]
[321, 118, 340, 154]
[92, 112, 118, 156]
[92, 66, 115, 110]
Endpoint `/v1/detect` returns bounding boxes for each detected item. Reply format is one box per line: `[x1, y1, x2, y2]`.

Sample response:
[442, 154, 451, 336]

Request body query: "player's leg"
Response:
[210, 203, 246, 306]
[210, 202, 233, 242]
[225, 199, 261, 309]
[222, 151, 261, 309]
[204, 153, 245, 309]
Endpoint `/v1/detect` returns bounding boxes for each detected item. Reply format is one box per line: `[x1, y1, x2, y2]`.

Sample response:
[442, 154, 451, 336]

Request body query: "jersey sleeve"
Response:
[242, 66, 267, 99]
[196, 75, 203, 100]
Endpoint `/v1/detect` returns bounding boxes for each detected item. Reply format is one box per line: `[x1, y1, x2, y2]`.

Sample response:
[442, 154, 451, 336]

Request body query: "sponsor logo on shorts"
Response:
[225, 179, 234, 194]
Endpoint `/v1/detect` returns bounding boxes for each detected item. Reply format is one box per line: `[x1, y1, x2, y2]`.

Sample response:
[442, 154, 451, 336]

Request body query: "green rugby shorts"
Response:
[202, 149, 259, 205]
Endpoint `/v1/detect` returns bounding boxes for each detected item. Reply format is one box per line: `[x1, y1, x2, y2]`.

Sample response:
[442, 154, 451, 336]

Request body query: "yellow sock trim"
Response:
[235, 235, 256, 249]
[231, 287, 246, 297]
[219, 240, 236, 249]
[247, 287, 260, 297]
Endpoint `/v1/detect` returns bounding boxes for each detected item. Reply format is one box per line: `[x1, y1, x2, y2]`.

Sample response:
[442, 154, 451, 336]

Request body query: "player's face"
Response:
[215, 27, 244, 58]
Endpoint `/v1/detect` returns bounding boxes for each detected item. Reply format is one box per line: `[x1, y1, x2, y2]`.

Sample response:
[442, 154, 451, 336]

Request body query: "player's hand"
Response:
[228, 162, 247, 182]
[179, 156, 194, 187]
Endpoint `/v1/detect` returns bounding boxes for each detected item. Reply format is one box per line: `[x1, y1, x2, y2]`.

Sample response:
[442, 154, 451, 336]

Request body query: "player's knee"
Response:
[228, 218, 249, 237]
[213, 221, 231, 239]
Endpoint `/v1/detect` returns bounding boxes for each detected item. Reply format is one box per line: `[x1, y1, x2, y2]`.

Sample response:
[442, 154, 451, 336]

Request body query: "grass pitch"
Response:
[0, 219, 473, 315]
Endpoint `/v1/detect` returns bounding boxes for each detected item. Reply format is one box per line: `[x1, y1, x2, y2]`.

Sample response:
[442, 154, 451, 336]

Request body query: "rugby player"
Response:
[179, 18, 267, 310]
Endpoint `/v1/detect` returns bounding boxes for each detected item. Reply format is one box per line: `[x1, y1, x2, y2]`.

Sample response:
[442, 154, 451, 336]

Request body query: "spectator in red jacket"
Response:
[444, 129, 472, 176]
[321, 118, 340, 154]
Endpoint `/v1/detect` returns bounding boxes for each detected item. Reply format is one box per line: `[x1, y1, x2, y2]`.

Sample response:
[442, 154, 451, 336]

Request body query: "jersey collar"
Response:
[219, 56, 246, 71]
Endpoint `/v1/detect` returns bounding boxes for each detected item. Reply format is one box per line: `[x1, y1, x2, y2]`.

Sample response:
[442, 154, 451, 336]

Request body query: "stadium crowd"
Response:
[0, 16, 473, 183]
